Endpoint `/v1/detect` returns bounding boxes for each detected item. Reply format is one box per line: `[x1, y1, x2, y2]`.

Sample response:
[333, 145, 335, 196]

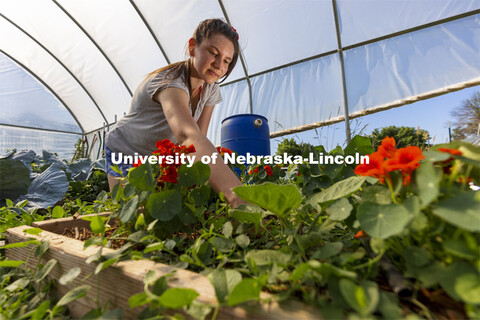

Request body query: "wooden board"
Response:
[31, 212, 111, 234]
[5, 215, 321, 319]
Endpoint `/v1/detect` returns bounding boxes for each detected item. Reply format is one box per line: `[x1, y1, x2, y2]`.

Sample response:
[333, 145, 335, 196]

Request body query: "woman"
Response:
[105, 19, 246, 208]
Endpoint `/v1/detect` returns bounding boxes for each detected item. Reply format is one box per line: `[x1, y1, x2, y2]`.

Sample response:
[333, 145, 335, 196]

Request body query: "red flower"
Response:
[159, 166, 178, 183]
[155, 139, 176, 155]
[264, 165, 273, 176]
[249, 167, 259, 175]
[354, 152, 386, 183]
[216, 146, 232, 156]
[438, 148, 462, 156]
[177, 144, 196, 154]
[378, 137, 396, 158]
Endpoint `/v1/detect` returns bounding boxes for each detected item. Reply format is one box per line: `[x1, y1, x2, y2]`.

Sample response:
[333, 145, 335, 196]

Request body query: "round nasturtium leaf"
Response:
[432, 191, 480, 232]
[177, 162, 210, 187]
[357, 202, 411, 239]
[402, 246, 431, 268]
[146, 190, 182, 221]
[326, 198, 353, 221]
[439, 261, 478, 301]
[128, 163, 154, 191]
[233, 183, 302, 216]
[455, 273, 480, 304]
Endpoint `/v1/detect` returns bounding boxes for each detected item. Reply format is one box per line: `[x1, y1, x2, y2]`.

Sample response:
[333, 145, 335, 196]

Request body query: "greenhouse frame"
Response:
[0, 0, 479, 159]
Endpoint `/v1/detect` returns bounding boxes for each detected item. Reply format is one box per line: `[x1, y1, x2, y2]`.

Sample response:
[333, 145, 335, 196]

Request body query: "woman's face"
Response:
[190, 34, 235, 84]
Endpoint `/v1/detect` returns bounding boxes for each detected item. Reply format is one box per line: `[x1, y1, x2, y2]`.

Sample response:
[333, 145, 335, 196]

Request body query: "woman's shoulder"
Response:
[203, 81, 222, 105]
[148, 68, 186, 86]
[145, 68, 188, 99]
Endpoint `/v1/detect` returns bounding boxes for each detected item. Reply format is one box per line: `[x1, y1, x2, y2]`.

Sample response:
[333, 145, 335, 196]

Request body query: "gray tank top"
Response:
[106, 69, 222, 156]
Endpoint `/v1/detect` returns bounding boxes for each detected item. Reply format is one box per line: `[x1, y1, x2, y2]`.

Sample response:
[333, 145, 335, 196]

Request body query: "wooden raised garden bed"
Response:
[4, 214, 321, 319]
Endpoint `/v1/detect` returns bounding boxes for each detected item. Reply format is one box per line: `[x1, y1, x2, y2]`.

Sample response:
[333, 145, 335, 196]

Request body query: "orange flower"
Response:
[385, 146, 425, 185]
[437, 147, 462, 176]
[384, 146, 424, 172]
[355, 137, 425, 185]
[458, 176, 473, 184]
[355, 230, 367, 239]
[378, 136, 396, 158]
[354, 152, 386, 183]
[438, 148, 462, 156]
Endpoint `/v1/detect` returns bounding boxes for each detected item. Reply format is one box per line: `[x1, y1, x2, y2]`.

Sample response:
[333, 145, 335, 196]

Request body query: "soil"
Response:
[61, 224, 203, 250]
[376, 271, 467, 320]
[62, 225, 128, 250]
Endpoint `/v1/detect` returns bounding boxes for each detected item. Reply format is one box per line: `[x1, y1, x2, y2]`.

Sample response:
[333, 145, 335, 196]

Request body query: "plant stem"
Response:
[353, 251, 384, 270]
[211, 304, 219, 320]
[306, 211, 322, 233]
[385, 177, 399, 204]
[411, 297, 434, 320]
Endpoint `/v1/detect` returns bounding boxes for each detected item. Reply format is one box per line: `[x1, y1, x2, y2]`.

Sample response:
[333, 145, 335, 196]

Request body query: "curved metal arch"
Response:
[129, 0, 171, 65]
[332, 0, 352, 144]
[217, 0, 253, 114]
[342, 9, 480, 51]
[0, 122, 82, 135]
[0, 49, 85, 133]
[51, 0, 133, 97]
[0, 13, 109, 126]
[221, 50, 338, 87]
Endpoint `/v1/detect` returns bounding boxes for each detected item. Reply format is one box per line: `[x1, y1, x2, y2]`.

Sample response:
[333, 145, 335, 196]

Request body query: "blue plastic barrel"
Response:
[221, 114, 271, 157]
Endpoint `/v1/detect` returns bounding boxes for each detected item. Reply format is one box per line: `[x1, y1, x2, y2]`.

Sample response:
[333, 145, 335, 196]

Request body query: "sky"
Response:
[270, 85, 480, 154]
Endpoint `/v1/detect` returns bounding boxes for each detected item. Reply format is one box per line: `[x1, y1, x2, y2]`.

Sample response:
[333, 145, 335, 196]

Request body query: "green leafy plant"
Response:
[3, 136, 480, 319]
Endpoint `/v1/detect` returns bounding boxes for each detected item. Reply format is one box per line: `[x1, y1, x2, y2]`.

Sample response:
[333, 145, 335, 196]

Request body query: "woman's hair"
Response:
[149, 18, 240, 95]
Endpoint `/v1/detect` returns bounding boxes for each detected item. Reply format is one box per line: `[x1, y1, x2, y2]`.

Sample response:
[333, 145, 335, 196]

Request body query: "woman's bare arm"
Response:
[197, 105, 214, 136]
[155, 87, 245, 207]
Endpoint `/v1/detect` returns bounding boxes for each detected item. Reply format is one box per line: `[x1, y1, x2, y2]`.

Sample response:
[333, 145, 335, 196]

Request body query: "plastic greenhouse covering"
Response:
[0, 0, 479, 160]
